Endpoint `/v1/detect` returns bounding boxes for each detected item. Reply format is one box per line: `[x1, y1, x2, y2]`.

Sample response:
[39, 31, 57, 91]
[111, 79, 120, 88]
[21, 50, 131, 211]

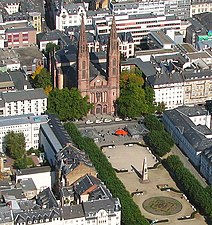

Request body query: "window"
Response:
[23, 33, 28, 41]
[7, 35, 12, 42]
[13, 34, 19, 42]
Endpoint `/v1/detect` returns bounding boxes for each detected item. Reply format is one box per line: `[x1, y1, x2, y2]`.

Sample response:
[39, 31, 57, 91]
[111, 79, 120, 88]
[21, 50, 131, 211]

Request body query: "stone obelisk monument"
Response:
[140, 157, 149, 183]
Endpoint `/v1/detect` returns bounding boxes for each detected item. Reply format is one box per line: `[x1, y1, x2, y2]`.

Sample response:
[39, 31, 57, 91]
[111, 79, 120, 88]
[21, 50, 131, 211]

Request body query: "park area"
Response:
[102, 144, 207, 225]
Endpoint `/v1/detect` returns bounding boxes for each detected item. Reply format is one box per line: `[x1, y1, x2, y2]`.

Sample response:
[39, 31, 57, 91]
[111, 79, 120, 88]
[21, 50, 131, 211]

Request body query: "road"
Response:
[76, 120, 139, 129]
[171, 145, 207, 187]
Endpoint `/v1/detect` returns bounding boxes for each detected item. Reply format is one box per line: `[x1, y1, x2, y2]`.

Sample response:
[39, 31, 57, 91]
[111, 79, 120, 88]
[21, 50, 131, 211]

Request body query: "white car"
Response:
[114, 117, 122, 122]
[95, 119, 103, 124]
[104, 118, 112, 123]
[85, 120, 93, 124]
[124, 117, 132, 121]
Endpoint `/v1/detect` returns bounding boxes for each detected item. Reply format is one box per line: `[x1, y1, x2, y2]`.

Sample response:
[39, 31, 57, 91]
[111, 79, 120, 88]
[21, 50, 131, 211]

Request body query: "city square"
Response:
[102, 144, 207, 225]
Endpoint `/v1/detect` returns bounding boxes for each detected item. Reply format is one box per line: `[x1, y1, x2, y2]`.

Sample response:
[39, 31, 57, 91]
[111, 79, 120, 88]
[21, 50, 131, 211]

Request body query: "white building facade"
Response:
[0, 88, 47, 117]
[0, 114, 48, 152]
[94, 14, 182, 45]
[154, 82, 184, 109]
[56, 3, 87, 31]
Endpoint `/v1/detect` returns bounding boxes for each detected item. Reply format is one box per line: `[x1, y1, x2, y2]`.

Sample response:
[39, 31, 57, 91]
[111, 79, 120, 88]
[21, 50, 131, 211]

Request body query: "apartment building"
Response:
[0, 1, 20, 15]
[190, 0, 212, 17]
[56, 2, 87, 30]
[5, 26, 36, 48]
[0, 88, 47, 117]
[0, 114, 48, 152]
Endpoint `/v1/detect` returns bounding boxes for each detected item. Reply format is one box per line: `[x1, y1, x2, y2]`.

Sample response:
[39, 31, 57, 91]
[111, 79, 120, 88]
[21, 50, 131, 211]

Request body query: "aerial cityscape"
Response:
[0, 0, 212, 224]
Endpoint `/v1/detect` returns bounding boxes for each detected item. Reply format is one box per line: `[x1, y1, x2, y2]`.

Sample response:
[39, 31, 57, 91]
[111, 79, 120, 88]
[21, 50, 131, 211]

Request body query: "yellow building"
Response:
[29, 12, 42, 33]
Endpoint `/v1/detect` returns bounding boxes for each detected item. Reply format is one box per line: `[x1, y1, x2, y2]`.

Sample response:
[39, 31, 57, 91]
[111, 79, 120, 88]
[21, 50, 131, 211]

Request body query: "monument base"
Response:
[140, 178, 150, 184]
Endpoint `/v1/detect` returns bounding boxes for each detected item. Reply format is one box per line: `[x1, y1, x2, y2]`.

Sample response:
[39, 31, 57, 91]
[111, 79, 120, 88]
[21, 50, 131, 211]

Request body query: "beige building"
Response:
[183, 70, 212, 105]
[29, 12, 42, 33]
[190, 0, 212, 17]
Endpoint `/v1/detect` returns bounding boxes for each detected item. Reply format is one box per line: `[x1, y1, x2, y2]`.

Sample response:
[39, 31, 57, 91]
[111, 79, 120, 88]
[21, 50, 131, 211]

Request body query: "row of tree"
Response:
[144, 114, 174, 157]
[64, 122, 149, 225]
[5, 131, 34, 169]
[164, 155, 212, 221]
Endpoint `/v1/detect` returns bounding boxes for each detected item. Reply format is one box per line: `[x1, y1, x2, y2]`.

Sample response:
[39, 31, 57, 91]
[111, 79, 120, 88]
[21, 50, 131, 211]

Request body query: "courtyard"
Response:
[102, 144, 207, 225]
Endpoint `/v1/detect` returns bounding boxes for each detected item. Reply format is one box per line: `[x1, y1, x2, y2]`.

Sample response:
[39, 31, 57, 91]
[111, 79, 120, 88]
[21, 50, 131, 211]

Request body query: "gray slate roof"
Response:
[14, 208, 60, 224]
[36, 188, 58, 209]
[83, 198, 120, 218]
[164, 107, 212, 152]
[74, 174, 101, 196]
[1, 88, 47, 102]
[62, 205, 84, 220]
[16, 166, 51, 176]
[0, 206, 13, 224]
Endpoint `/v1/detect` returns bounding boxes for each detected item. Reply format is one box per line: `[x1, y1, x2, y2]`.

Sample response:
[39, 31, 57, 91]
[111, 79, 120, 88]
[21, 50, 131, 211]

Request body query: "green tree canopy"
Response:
[5, 131, 26, 159]
[45, 42, 60, 55]
[117, 69, 156, 118]
[47, 88, 92, 120]
[32, 68, 52, 89]
[146, 130, 173, 156]
[144, 114, 164, 131]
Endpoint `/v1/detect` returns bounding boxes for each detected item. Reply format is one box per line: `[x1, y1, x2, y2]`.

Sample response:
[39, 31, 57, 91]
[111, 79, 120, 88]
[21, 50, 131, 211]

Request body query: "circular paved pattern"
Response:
[143, 196, 182, 215]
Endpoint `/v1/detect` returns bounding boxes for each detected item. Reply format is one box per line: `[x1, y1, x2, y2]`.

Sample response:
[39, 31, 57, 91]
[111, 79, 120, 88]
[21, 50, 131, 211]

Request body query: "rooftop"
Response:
[14, 47, 43, 67]
[0, 114, 48, 127]
[16, 178, 37, 192]
[16, 166, 51, 176]
[62, 205, 84, 219]
[1, 88, 47, 102]
[164, 107, 212, 152]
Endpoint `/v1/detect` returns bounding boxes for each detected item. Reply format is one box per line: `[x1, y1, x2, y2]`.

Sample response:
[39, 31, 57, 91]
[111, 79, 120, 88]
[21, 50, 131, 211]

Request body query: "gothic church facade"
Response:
[53, 16, 120, 115]
[77, 16, 120, 115]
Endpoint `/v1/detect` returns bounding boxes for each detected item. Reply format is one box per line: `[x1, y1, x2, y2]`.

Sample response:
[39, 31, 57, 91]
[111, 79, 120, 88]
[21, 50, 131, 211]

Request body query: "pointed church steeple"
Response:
[107, 15, 120, 115]
[107, 16, 120, 81]
[108, 16, 118, 52]
[77, 16, 90, 97]
[78, 15, 88, 55]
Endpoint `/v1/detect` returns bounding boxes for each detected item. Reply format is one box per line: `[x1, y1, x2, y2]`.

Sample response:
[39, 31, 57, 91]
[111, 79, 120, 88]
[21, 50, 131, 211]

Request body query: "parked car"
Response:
[85, 120, 93, 124]
[104, 118, 112, 123]
[124, 117, 132, 121]
[95, 119, 103, 124]
[114, 117, 122, 122]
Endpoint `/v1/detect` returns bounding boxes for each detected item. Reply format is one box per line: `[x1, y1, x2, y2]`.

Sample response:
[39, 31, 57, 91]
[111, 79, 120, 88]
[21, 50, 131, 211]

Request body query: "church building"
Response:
[52, 16, 120, 115]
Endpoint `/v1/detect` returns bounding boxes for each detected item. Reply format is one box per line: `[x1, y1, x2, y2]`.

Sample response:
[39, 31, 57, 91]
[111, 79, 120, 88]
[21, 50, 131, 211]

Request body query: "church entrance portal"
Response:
[96, 104, 102, 114]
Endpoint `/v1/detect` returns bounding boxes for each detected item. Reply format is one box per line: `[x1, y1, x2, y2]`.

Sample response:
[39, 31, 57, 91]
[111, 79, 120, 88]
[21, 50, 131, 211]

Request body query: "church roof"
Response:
[55, 45, 77, 63]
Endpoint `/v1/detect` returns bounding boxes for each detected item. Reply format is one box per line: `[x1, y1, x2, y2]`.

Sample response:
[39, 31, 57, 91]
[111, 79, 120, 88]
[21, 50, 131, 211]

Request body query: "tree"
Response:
[117, 69, 147, 117]
[31, 68, 52, 89]
[156, 102, 166, 114]
[47, 88, 92, 120]
[144, 86, 156, 114]
[5, 131, 26, 159]
[14, 156, 27, 169]
[146, 130, 173, 156]
[45, 42, 60, 55]
[144, 114, 164, 131]
[117, 69, 157, 118]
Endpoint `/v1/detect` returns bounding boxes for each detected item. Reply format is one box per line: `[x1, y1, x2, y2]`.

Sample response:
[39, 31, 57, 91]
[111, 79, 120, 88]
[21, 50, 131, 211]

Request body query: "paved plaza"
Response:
[102, 144, 156, 171]
[102, 144, 207, 225]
